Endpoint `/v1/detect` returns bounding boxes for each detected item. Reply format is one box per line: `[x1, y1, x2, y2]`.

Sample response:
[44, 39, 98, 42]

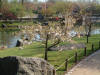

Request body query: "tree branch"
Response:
[47, 39, 60, 50]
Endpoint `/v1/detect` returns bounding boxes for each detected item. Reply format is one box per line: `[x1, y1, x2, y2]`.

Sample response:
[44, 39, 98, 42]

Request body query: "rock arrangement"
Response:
[50, 43, 86, 51]
[16, 39, 32, 48]
[0, 56, 55, 75]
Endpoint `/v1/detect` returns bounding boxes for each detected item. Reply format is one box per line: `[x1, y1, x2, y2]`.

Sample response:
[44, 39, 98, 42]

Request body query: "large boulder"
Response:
[0, 56, 55, 75]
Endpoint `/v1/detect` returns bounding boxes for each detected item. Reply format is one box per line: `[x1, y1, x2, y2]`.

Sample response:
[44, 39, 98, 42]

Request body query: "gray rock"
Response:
[0, 56, 55, 75]
[50, 43, 86, 51]
[16, 39, 23, 47]
[1, 24, 7, 28]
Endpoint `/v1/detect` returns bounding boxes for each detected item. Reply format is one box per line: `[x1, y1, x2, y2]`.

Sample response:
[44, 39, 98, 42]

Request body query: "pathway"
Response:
[65, 50, 100, 75]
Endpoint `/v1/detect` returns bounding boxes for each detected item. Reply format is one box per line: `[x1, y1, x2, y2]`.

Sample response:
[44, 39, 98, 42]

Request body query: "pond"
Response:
[91, 29, 100, 35]
[69, 26, 100, 37]
[0, 31, 21, 48]
[0, 26, 100, 49]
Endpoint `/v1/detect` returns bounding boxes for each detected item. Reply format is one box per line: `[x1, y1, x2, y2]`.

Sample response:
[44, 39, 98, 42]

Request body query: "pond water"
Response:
[0, 31, 21, 48]
[91, 29, 100, 34]
[69, 28, 100, 37]
[0, 26, 100, 48]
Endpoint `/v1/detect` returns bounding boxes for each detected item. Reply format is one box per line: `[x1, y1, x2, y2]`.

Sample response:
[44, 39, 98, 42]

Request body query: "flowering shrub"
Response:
[3, 12, 17, 20]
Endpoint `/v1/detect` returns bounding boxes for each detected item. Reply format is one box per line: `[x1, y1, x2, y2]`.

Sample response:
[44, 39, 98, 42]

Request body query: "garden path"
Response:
[65, 50, 100, 75]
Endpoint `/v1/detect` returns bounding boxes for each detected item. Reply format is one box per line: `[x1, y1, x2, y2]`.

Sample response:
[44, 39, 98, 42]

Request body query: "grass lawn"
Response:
[0, 34, 100, 75]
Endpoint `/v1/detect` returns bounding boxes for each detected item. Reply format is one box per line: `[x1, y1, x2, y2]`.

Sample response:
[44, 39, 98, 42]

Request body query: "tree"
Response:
[22, 0, 24, 5]
[79, 2, 94, 36]
[93, 4, 100, 16]
[34, 0, 38, 3]
[0, 0, 27, 19]
[48, 0, 56, 3]
[35, 21, 74, 61]
[20, 18, 74, 61]
[9, 1, 26, 17]
[40, 7, 55, 17]
[35, 1, 75, 61]
[75, 1, 96, 43]
[0, 0, 2, 8]
[35, 1, 79, 61]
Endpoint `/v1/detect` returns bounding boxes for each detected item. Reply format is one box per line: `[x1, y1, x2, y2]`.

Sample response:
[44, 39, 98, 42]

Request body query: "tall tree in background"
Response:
[34, 0, 38, 3]
[43, 1, 75, 60]
[76, 1, 95, 43]
[48, 0, 64, 3]
[79, 2, 94, 36]
[48, 0, 56, 3]
[0, 0, 2, 9]
[22, 0, 24, 5]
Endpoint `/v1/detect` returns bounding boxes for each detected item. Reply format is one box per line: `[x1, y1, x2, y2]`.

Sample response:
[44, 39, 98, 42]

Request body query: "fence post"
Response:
[53, 69, 56, 75]
[92, 44, 94, 52]
[84, 47, 87, 56]
[65, 58, 68, 71]
[75, 52, 77, 63]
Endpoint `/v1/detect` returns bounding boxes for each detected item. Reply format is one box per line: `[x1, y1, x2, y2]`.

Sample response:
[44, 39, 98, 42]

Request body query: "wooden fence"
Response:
[55, 41, 100, 75]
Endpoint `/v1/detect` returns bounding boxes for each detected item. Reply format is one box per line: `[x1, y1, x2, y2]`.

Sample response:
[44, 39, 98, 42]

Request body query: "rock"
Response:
[23, 40, 28, 45]
[42, 22, 48, 26]
[25, 37, 29, 41]
[16, 39, 23, 47]
[50, 43, 86, 51]
[1, 24, 7, 28]
[19, 47, 24, 50]
[0, 56, 55, 75]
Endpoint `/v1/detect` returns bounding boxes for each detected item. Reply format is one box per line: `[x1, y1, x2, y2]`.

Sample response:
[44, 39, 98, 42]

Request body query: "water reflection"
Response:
[91, 29, 100, 35]
[69, 29, 100, 37]
[0, 31, 20, 48]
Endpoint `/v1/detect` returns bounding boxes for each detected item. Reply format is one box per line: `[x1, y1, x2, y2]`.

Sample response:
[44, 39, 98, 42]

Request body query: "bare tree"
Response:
[40, 1, 76, 60]
[0, 0, 2, 8]
[22, 0, 24, 5]
[36, 22, 73, 61]
[77, 1, 95, 43]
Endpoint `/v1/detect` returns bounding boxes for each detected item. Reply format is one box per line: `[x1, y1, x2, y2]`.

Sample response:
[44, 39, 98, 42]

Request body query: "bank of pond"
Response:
[0, 24, 100, 49]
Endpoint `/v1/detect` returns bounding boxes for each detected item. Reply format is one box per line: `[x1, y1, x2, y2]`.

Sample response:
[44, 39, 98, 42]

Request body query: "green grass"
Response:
[0, 34, 100, 75]
[0, 42, 44, 57]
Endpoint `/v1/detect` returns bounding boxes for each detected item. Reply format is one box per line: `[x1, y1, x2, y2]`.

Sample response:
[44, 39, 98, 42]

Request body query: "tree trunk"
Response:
[22, 0, 24, 5]
[44, 34, 49, 61]
[0, 0, 2, 9]
[87, 34, 89, 43]
[64, 13, 68, 35]
[82, 16, 86, 26]
[88, 24, 92, 37]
